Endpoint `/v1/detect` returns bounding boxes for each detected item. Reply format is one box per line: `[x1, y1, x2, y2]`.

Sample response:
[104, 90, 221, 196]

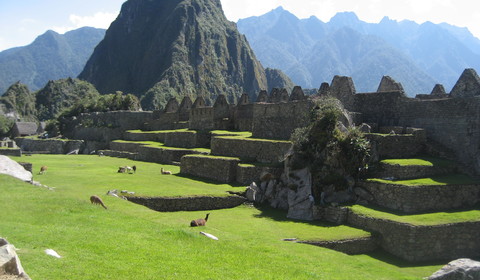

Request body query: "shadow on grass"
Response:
[253, 205, 338, 228]
[365, 249, 447, 268]
[174, 173, 245, 187]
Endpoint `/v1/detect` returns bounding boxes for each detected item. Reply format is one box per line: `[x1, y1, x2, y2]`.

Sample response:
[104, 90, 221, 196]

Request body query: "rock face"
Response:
[428, 258, 480, 280]
[79, 0, 291, 110]
[0, 156, 32, 182]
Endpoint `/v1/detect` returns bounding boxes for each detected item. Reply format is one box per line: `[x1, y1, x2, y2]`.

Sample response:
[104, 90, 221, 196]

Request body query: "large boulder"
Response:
[428, 258, 480, 280]
[0, 238, 31, 279]
[0, 156, 32, 182]
[286, 168, 314, 220]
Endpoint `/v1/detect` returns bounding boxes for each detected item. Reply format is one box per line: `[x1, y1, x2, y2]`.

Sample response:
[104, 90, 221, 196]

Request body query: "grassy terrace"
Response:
[380, 157, 455, 167]
[214, 135, 292, 144]
[183, 154, 240, 161]
[1, 154, 441, 279]
[368, 174, 480, 186]
[112, 140, 211, 153]
[350, 205, 480, 226]
[126, 129, 252, 138]
[126, 128, 190, 134]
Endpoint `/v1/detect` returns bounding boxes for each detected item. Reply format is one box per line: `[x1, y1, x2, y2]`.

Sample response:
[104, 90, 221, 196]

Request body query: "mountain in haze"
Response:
[237, 7, 480, 95]
[0, 27, 106, 95]
[79, 0, 293, 110]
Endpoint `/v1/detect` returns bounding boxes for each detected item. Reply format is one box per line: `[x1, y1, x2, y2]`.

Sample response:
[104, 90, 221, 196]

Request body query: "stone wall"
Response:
[126, 195, 246, 212]
[124, 131, 166, 142]
[366, 133, 425, 160]
[252, 100, 312, 140]
[357, 181, 480, 213]
[236, 164, 283, 185]
[211, 137, 292, 163]
[347, 211, 480, 262]
[234, 104, 254, 131]
[298, 237, 377, 255]
[15, 138, 84, 154]
[351, 92, 480, 175]
[0, 148, 21, 157]
[109, 142, 206, 164]
[63, 111, 153, 142]
[180, 155, 240, 183]
[189, 107, 215, 130]
[164, 131, 197, 148]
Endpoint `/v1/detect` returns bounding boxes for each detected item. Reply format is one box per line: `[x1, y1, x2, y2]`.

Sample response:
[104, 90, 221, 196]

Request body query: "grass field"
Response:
[0, 155, 442, 279]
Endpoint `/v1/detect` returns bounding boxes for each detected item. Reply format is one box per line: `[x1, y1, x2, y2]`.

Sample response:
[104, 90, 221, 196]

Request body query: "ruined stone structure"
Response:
[14, 68, 480, 263]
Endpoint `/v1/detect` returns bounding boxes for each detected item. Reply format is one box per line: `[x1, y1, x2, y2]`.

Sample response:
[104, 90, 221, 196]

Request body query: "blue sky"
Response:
[1, 0, 479, 51]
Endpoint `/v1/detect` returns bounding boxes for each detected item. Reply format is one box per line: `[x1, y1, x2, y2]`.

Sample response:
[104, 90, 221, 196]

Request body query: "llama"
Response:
[90, 195, 107, 209]
[38, 165, 48, 175]
[132, 165, 136, 173]
[118, 166, 134, 173]
[190, 213, 210, 227]
[161, 168, 172, 175]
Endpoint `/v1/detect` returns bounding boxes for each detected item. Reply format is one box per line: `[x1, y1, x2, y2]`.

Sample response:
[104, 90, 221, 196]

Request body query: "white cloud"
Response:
[52, 11, 118, 34]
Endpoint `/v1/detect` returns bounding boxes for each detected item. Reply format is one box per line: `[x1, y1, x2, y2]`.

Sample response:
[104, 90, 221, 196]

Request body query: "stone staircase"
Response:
[324, 130, 480, 262]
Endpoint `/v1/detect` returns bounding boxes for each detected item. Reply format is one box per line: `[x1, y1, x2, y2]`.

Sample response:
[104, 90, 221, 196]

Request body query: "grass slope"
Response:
[0, 155, 441, 279]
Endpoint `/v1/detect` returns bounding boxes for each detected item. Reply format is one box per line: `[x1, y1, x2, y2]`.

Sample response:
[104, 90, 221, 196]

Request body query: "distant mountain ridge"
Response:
[79, 0, 293, 110]
[237, 7, 480, 95]
[0, 27, 106, 94]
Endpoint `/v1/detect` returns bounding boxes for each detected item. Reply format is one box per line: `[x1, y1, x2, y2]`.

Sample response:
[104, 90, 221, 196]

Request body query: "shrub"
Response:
[290, 97, 370, 201]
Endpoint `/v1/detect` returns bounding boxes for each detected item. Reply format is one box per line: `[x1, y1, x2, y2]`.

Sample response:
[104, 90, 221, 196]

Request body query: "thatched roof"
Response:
[14, 122, 38, 136]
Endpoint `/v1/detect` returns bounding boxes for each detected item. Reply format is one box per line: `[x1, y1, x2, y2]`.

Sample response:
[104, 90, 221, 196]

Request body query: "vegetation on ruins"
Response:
[1, 154, 441, 279]
[290, 97, 370, 200]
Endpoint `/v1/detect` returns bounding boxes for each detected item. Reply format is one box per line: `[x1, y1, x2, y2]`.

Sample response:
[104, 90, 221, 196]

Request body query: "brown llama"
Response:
[90, 195, 107, 209]
[190, 213, 210, 227]
[161, 168, 172, 175]
[132, 165, 136, 173]
[38, 165, 48, 175]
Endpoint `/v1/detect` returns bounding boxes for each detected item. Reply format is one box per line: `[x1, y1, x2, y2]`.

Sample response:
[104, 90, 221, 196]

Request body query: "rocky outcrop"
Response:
[79, 0, 291, 110]
[0, 156, 32, 182]
[0, 238, 31, 279]
[428, 258, 480, 280]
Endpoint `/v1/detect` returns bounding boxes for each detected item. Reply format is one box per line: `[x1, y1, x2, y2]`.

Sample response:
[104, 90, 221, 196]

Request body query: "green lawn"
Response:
[350, 205, 480, 226]
[0, 155, 441, 279]
[368, 174, 479, 186]
[380, 157, 455, 167]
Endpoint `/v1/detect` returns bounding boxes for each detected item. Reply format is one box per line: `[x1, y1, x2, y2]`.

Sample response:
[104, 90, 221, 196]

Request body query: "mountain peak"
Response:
[79, 0, 290, 109]
[329, 11, 360, 26]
